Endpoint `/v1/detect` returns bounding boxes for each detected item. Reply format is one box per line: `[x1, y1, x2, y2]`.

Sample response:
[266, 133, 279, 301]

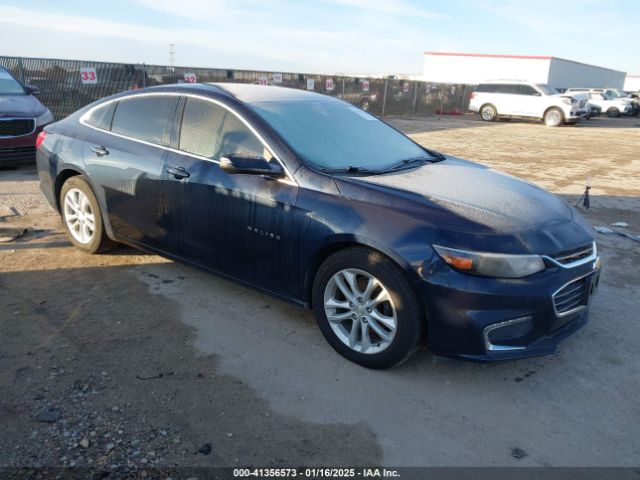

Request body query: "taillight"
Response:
[470, 92, 476, 99]
[36, 131, 47, 149]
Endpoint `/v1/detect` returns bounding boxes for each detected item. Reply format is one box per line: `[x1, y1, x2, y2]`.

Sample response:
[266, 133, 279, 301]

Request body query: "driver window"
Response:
[179, 97, 226, 158]
[217, 112, 270, 160]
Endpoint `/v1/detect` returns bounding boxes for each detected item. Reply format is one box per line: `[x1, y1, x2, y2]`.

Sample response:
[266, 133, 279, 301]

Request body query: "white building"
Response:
[422, 52, 626, 90]
[624, 74, 640, 91]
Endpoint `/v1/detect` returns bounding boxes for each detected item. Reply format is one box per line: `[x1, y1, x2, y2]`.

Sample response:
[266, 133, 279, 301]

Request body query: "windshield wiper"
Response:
[319, 165, 382, 174]
[319, 150, 446, 176]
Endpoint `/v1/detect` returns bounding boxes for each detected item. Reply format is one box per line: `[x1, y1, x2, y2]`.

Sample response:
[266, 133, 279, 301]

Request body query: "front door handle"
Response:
[90, 145, 109, 157]
[166, 166, 190, 179]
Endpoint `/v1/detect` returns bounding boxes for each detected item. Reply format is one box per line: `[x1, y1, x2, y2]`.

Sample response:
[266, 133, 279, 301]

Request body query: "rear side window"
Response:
[111, 96, 178, 146]
[476, 84, 499, 93]
[179, 98, 226, 158]
[495, 84, 519, 94]
[85, 102, 116, 130]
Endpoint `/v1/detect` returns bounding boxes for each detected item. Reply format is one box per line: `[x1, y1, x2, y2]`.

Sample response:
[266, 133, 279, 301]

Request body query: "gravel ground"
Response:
[1, 114, 639, 474]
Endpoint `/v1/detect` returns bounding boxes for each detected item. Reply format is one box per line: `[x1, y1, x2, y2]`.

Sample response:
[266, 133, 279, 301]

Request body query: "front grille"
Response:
[552, 243, 594, 265]
[553, 277, 588, 315]
[0, 146, 36, 161]
[0, 118, 35, 137]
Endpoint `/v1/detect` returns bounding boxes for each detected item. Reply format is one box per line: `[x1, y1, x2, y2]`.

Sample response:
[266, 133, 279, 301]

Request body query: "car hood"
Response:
[0, 94, 47, 117]
[345, 156, 593, 254]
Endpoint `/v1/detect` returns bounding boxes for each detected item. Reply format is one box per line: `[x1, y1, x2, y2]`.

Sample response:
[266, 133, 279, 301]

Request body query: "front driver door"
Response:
[161, 96, 299, 297]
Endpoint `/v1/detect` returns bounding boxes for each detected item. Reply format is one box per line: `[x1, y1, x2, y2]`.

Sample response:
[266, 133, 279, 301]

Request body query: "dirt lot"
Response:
[1, 114, 639, 473]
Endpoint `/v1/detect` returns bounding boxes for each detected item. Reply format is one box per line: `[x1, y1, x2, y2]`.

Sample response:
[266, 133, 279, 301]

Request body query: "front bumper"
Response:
[0, 124, 47, 165]
[416, 251, 601, 362]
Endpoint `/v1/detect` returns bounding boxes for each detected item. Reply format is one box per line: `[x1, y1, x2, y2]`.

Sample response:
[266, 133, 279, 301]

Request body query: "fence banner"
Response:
[0, 55, 474, 120]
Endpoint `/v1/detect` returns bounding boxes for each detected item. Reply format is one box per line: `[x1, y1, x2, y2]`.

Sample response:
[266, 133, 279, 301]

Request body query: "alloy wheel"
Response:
[64, 188, 96, 244]
[481, 106, 495, 121]
[323, 268, 397, 354]
[545, 109, 562, 126]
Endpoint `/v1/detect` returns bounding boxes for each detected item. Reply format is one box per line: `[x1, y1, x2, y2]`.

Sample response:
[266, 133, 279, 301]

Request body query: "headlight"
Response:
[35, 110, 54, 126]
[433, 245, 546, 279]
[561, 98, 575, 105]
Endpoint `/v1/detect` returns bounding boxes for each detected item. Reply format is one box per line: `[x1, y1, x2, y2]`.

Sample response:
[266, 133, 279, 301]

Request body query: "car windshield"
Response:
[247, 99, 434, 172]
[0, 69, 26, 95]
[536, 84, 558, 95]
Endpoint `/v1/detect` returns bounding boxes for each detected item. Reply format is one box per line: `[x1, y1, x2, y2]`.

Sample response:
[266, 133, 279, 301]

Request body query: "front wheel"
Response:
[607, 107, 620, 118]
[312, 247, 425, 369]
[544, 107, 564, 127]
[60, 176, 115, 253]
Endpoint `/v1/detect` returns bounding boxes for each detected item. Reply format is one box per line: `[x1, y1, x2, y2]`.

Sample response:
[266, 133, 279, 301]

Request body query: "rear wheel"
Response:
[544, 107, 564, 127]
[480, 104, 497, 121]
[312, 247, 425, 369]
[60, 176, 114, 253]
[607, 107, 620, 118]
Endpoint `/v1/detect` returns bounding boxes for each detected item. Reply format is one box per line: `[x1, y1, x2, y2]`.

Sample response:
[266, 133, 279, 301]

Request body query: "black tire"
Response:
[312, 246, 426, 369]
[60, 176, 115, 254]
[479, 103, 497, 122]
[544, 107, 564, 127]
[607, 107, 620, 118]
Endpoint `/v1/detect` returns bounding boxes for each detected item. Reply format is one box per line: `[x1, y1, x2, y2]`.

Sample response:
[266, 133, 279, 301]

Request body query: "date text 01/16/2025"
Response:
[233, 468, 400, 478]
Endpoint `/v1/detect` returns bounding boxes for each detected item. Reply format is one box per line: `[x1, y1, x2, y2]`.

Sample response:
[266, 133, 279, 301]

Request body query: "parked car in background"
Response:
[0, 66, 54, 165]
[469, 80, 586, 127]
[37, 83, 600, 368]
[565, 88, 635, 117]
[568, 93, 600, 119]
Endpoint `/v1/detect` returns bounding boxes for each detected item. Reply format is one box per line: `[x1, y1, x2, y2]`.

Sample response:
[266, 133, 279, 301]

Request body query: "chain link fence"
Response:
[1, 56, 473, 120]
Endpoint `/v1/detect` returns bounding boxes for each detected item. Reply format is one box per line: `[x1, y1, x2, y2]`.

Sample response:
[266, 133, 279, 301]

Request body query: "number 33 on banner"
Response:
[80, 67, 97, 85]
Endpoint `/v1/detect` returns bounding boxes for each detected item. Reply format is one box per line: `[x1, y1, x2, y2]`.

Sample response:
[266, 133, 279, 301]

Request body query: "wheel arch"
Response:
[54, 167, 84, 211]
[303, 235, 422, 309]
[543, 105, 565, 118]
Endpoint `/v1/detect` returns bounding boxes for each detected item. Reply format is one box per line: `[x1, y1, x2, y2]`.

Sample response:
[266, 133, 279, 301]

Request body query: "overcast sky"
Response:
[0, 0, 638, 75]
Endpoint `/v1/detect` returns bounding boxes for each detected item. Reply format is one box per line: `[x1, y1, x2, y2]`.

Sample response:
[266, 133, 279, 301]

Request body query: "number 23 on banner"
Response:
[80, 67, 97, 84]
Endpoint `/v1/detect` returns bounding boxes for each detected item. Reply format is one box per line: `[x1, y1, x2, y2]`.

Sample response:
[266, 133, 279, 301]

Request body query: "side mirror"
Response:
[220, 154, 285, 178]
[25, 85, 40, 96]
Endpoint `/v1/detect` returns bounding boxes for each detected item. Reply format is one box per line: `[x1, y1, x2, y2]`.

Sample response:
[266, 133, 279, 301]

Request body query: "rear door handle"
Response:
[166, 166, 190, 179]
[90, 145, 109, 157]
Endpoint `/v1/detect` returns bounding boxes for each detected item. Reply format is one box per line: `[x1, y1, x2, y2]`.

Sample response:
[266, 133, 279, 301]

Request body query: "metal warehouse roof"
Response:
[424, 52, 626, 74]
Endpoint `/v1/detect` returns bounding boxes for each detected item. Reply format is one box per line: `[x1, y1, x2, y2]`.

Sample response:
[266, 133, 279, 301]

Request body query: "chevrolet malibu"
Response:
[36, 83, 601, 369]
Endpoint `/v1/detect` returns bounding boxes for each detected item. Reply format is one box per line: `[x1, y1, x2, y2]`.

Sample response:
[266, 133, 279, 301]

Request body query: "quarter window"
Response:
[111, 96, 178, 146]
[85, 102, 116, 131]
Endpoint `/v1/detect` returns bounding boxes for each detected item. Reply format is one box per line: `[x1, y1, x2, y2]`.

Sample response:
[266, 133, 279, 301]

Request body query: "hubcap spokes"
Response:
[547, 111, 561, 125]
[324, 268, 397, 354]
[64, 189, 95, 244]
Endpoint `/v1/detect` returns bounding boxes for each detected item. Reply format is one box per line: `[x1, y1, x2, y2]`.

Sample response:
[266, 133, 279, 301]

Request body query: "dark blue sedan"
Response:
[36, 83, 601, 368]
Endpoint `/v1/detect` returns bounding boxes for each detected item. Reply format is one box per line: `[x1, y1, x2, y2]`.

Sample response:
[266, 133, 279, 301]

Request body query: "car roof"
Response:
[139, 82, 334, 104]
[210, 83, 333, 103]
[478, 79, 536, 85]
